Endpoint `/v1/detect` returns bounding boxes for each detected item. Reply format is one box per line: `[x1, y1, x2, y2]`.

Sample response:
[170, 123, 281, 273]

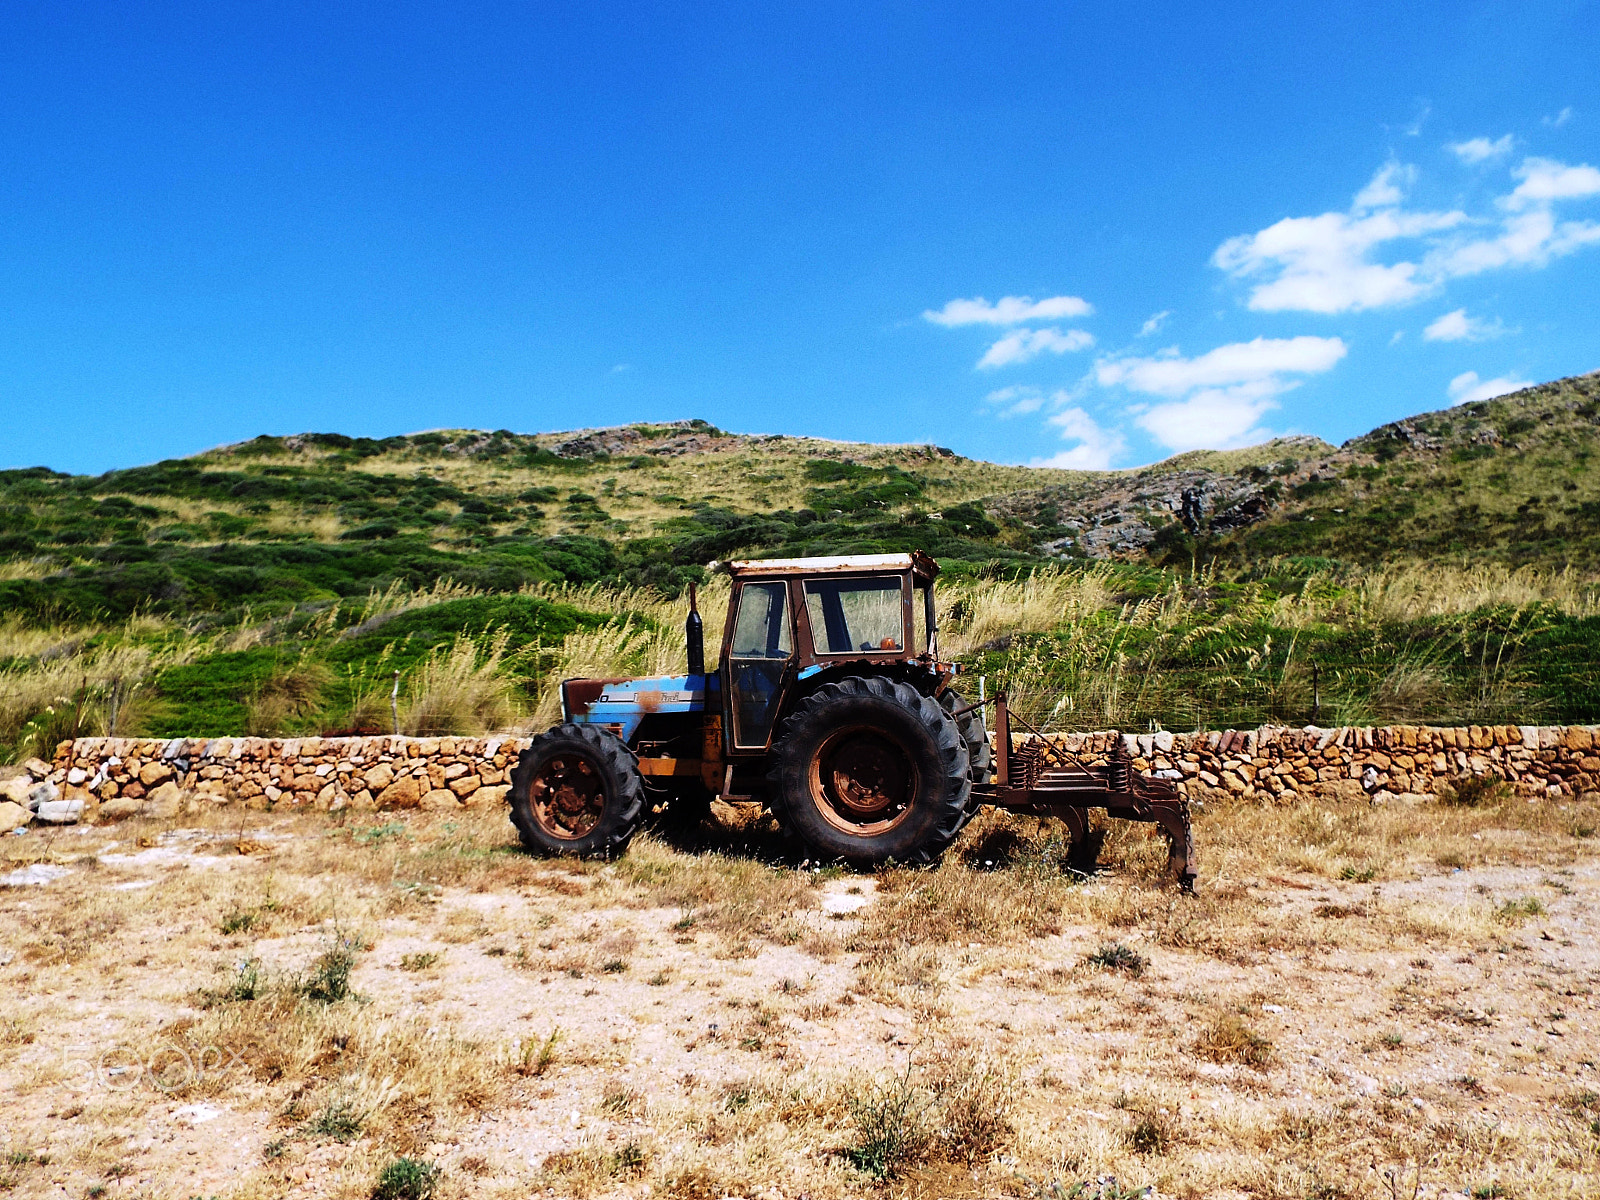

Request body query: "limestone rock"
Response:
[420, 788, 463, 811]
[447, 775, 481, 798]
[0, 801, 30, 834]
[98, 796, 143, 822]
[364, 763, 395, 792]
[25, 781, 60, 811]
[143, 781, 186, 820]
[0, 777, 34, 806]
[474, 784, 511, 806]
[376, 775, 421, 809]
[35, 796, 85, 824]
[138, 761, 174, 787]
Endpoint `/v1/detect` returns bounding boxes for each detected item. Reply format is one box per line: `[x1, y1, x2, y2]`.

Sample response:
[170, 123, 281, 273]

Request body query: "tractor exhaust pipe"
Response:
[685, 581, 704, 676]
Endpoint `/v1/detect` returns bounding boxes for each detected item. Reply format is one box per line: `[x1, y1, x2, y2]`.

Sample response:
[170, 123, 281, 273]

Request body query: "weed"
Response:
[353, 822, 407, 845]
[1338, 864, 1377, 882]
[647, 969, 669, 985]
[1084, 942, 1147, 976]
[601, 958, 628, 973]
[399, 952, 440, 971]
[601, 1081, 640, 1116]
[219, 908, 256, 935]
[1493, 897, 1545, 925]
[1195, 1013, 1273, 1068]
[301, 937, 361, 1002]
[370, 1157, 440, 1200]
[842, 1063, 930, 1180]
[1438, 774, 1512, 807]
[306, 1095, 364, 1142]
[517, 1028, 561, 1077]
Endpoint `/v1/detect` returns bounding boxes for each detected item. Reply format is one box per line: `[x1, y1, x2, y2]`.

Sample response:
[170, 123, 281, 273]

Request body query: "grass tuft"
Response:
[370, 1157, 440, 1200]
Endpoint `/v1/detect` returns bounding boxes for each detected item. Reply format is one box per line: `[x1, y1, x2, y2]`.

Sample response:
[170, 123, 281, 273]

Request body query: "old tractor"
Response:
[509, 552, 1195, 886]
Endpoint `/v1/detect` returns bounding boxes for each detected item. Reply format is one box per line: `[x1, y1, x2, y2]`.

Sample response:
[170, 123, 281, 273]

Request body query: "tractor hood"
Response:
[561, 673, 717, 742]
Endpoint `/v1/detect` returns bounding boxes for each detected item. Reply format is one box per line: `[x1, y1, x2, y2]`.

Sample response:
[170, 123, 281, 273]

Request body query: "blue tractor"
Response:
[508, 552, 1194, 883]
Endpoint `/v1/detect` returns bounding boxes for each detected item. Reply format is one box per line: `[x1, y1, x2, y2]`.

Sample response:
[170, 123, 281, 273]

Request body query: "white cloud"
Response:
[1544, 107, 1573, 128]
[977, 326, 1094, 369]
[983, 385, 1046, 416]
[1095, 335, 1347, 396]
[924, 294, 1093, 326]
[1447, 371, 1534, 404]
[1353, 162, 1414, 210]
[1138, 310, 1171, 337]
[1448, 135, 1513, 164]
[1422, 308, 1507, 342]
[1214, 155, 1600, 313]
[1030, 406, 1127, 470]
[1094, 336, 1346, 452]
[1502, 156, 1600, 209]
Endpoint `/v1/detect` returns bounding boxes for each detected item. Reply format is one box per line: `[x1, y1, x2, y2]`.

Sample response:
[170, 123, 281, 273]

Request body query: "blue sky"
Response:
[2, 1, 1597, 475]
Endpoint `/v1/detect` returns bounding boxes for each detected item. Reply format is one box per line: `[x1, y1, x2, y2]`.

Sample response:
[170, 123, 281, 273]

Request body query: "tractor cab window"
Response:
[729, 581, 792, 748]
[804, 576, 905, 655]
[916, 583, 933, 654]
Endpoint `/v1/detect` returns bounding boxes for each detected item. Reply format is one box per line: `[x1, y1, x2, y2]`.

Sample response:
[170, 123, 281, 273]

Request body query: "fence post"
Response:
[1312, 662, 1321, 724]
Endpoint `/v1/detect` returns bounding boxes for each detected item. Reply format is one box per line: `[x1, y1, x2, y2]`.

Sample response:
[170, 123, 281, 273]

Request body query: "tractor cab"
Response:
[720, 551, 946, 756]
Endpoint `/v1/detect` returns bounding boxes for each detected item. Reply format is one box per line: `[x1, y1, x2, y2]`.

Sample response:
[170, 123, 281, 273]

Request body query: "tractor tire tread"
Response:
[509, 723, 644, 859]
[768, 675, 969, 866]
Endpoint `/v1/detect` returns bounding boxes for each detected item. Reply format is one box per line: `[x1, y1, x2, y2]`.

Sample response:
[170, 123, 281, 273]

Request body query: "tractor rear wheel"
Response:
[940, 688, 992, 831]
[768, 677, 969, 866]
[509, 724, 644, 858]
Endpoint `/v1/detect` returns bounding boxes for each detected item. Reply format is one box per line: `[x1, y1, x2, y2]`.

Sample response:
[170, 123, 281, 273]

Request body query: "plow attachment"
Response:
[970, 694, 1196, 890]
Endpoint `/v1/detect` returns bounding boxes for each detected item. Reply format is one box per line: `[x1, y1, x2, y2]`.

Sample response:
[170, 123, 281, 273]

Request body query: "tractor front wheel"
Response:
[769, 677, 970, 866]
[509, 724, 644, 858]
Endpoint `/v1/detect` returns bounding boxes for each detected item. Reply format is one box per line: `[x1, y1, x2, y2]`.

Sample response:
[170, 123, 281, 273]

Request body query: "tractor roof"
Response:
[723, 552, 939, 581]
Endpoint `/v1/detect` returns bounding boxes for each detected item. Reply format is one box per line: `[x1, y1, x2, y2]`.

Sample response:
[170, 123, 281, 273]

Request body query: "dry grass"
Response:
[0, 768, 1598, 1198]
[402, 632, 521, 735]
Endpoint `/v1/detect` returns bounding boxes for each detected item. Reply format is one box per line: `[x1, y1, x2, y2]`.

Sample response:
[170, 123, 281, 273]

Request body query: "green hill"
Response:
[4, 372, 1597, 627]
[2, 373, 1598, 758]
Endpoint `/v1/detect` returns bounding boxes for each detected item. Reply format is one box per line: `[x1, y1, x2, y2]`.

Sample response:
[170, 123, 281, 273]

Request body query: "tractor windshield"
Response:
[804, 576, 905, 654]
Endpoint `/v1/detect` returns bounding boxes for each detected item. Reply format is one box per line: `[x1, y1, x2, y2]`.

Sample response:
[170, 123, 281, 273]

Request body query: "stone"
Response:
[1565, 727, 1595, 752]
[363, 763, 395, 792]
[0, 801, 30, 833]
[66, 767, 88, 785]
[420, 788, 462, 811]
[98, 796, 142, 822]
[474, 784, 511, 806]
[143, 781, 185, 819]
[138, 761, 174, 786]
[35, 797, 85, 824]
[25, 781, 59, 811]
[376, 775, 422, 809]
[448, 775, 481, 798]
[0, 777, 33, 806]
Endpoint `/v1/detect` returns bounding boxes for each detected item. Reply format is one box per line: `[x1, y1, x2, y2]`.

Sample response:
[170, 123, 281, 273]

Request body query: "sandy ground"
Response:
[0, 797, 1597, 1200]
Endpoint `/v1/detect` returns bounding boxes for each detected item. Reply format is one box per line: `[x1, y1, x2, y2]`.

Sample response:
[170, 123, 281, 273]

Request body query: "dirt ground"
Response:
[1, 791, 1597, 1200]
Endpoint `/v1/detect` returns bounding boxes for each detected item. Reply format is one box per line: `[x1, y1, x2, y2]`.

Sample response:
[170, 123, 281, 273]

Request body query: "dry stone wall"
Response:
[0, 722, 1595, 828]
[12, 735, 532, 825]
[1034, 723, 1600, 804]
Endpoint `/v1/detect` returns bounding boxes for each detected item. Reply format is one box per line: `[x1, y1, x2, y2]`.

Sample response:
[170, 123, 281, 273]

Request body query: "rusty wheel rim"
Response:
[530, 753, 606, 840]
[808, 726, 917, 836]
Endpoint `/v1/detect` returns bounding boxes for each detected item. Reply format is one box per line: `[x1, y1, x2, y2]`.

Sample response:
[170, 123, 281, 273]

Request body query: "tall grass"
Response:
[1, 561, 1596, 756]
[403, 632, 521, 735]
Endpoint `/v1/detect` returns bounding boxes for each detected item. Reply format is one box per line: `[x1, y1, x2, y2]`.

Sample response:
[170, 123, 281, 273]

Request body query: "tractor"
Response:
[508, 552, 1195, 886]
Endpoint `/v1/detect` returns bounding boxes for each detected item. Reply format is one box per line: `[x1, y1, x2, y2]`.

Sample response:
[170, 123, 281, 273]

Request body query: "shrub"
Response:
[1195, 1013, 1273, 1068]
[842, 1064, 930, 1180]
[1436, 773, 1512, 807]
[301, 937, 360, 1003]
[1085, 942, 1146, 976]
[371, 1158, 440, 1200]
